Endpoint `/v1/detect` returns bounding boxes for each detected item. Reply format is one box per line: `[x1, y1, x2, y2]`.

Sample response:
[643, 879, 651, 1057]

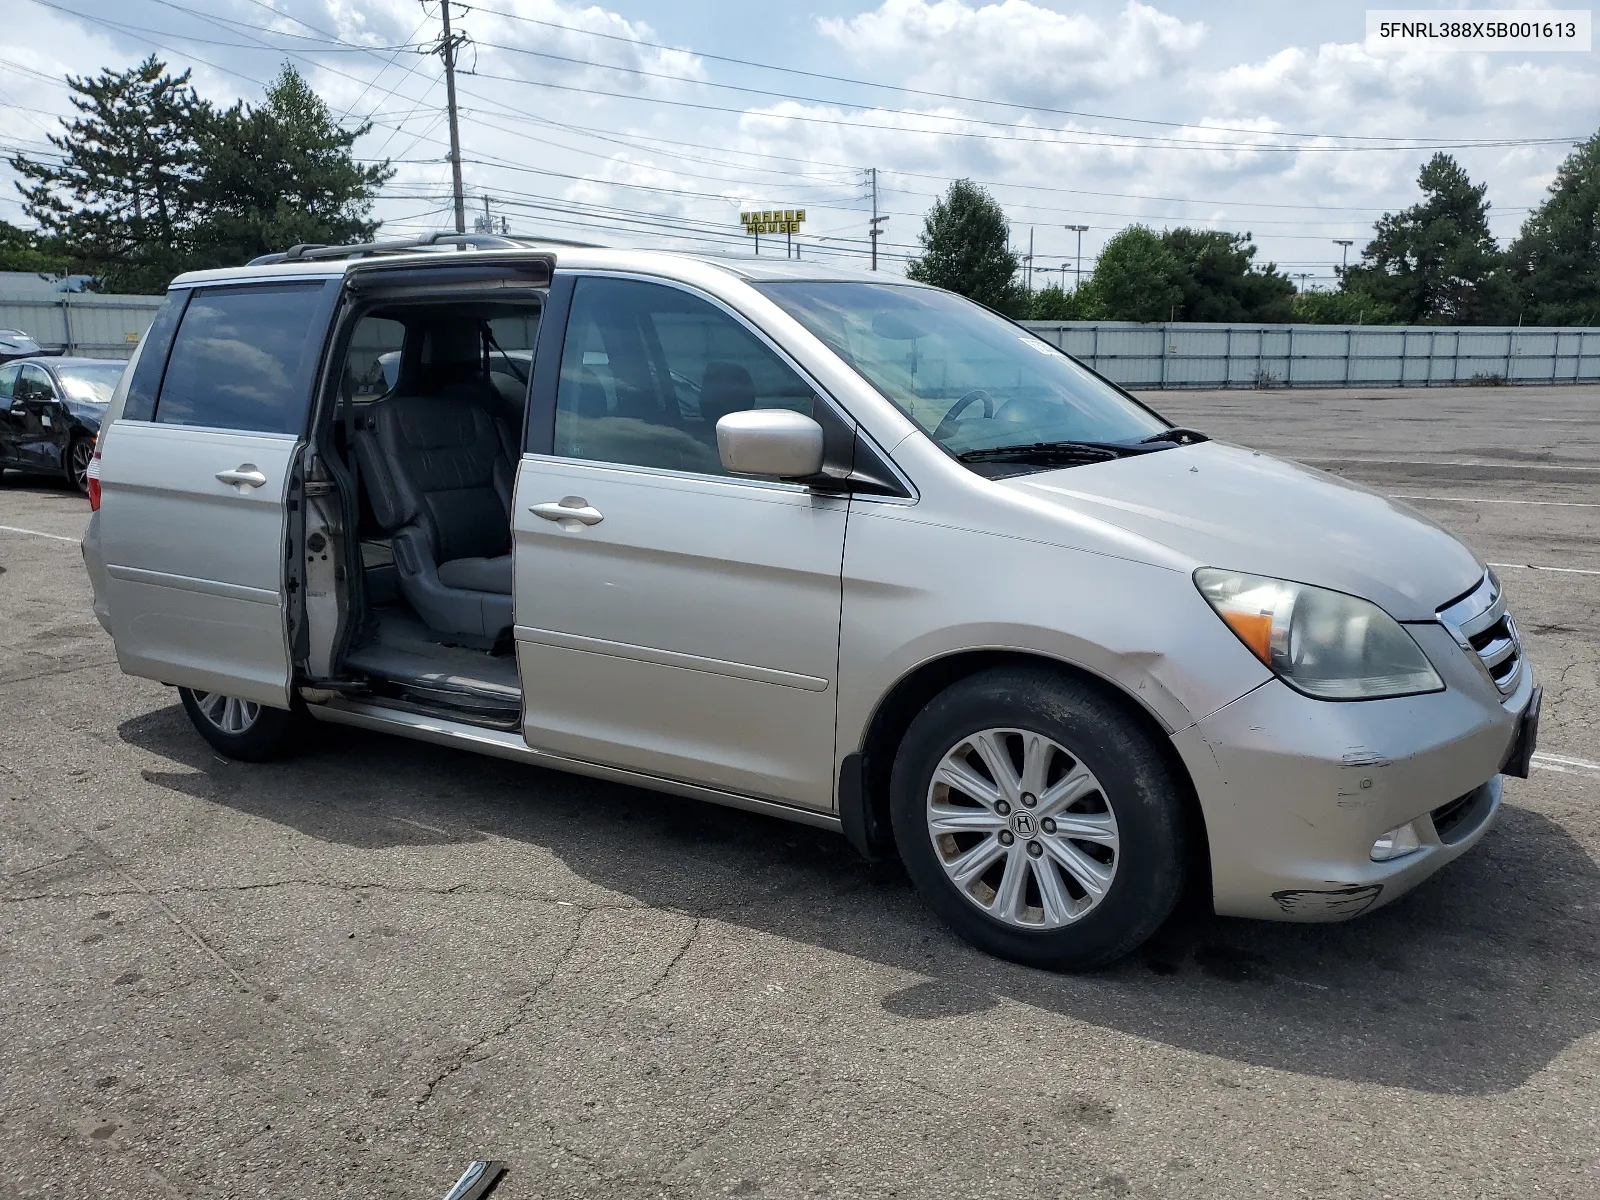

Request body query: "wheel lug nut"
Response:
[1041, 818, 1056, 834]
[995, 800, 1011, 816]
[999, 830, 1015, 846]
[1021, 793, 1037, 808]
[1027, 840, 1043, 858]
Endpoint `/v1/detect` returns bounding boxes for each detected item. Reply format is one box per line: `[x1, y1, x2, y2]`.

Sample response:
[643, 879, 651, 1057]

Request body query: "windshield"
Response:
[758, 281, 1169, 457]
[56, 361, 126, 404]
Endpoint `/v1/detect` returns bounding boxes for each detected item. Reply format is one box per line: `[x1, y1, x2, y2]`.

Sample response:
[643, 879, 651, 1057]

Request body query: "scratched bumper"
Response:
[1171, 634, 1532, 922]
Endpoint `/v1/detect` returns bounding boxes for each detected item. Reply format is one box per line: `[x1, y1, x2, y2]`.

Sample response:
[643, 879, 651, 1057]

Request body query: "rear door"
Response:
[513, 274, 848, 810]
[98, 279, 340, 705]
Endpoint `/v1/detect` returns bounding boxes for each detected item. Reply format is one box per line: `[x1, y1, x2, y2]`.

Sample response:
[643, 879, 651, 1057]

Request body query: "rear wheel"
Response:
[67, 437, 94, 495]
[178, 688, 304, 761]
[890, 667, 1190, 970]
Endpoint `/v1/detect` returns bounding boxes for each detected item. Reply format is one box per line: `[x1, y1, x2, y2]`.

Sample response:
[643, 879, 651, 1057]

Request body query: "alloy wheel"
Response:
[926, 726, 1120, 929]
[192, 691, 261, 735]
[70, 440, 94, 493]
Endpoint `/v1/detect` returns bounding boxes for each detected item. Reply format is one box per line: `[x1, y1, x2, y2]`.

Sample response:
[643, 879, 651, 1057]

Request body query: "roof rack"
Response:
[245, 231, 602, 267]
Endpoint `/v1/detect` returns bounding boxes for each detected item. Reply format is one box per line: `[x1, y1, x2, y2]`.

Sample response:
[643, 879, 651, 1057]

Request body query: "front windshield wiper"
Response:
[1138, 426, 1209, 445]
[956, 439, 1142, 464]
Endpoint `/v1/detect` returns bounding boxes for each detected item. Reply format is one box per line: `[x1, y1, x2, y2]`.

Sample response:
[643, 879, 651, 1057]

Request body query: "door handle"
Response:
[530, 496, 604, 527]
[216, 465, 268, 489]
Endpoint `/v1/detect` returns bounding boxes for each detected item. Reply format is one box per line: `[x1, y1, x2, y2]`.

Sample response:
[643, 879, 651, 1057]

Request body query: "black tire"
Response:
[178, 687, 306, 762]
[67, 436, 94, 495]
[890, 666, 1190, 971]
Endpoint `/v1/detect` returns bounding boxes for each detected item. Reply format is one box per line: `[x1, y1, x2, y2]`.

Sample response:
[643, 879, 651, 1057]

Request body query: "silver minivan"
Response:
[81, 238, 1540, 968]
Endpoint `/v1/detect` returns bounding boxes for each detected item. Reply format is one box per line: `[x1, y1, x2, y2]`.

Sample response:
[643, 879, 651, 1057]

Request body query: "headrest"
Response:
[421, 320, 482, 368]
[699, 361, 755, 426]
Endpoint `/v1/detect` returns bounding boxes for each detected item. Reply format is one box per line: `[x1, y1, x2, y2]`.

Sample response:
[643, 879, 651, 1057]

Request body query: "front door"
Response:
[98, 280, 337, 706]
[10, 364, 59, 469]
[513, 275, 847, 811]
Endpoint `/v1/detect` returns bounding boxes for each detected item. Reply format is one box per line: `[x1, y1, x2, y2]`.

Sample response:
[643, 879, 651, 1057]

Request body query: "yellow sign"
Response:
[740, 208, 805, 235]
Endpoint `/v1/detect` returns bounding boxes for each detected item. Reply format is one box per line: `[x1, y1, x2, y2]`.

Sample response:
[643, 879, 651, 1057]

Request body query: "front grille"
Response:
[1438, 573, 1524, 695]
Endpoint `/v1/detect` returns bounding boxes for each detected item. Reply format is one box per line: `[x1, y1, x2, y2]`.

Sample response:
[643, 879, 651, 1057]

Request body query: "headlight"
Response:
[1195, 569, 1444, 700]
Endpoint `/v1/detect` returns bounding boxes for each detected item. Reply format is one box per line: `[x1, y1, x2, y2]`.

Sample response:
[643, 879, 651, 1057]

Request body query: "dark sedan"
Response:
[0, 356, 126, 494]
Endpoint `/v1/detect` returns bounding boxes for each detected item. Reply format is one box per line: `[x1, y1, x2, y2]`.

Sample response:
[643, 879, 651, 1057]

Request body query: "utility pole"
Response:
[478, 194, 491, 234]
[1065, 224, 1088, 291]
[1026, 226, 1035, 291]
[429, 0, 467, 235]
[866, 167, 887, 271]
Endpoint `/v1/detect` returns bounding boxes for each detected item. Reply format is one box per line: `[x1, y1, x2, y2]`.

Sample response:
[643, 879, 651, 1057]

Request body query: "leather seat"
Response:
[354, 392, 517, 648]
[699, 361, 756, 431]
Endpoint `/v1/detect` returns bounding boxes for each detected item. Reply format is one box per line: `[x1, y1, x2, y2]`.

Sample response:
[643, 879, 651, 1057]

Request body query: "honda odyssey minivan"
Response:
[80, 235, 1540, 968]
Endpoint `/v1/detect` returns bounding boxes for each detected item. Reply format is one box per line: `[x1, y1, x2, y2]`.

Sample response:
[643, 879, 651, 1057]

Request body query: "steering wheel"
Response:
[931, 389, 997, 441]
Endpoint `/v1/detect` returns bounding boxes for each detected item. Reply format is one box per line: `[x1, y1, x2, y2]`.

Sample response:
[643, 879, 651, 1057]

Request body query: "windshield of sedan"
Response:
[757, 281, 1169, 458]
[56, 361, 126, 404]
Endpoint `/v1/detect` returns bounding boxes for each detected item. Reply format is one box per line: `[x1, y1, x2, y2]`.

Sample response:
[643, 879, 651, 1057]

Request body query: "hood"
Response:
[1008, 441, 1483, 621]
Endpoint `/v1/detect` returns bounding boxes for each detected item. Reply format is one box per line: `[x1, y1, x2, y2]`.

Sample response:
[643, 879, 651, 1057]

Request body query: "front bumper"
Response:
[1172, 630, 1534, 922]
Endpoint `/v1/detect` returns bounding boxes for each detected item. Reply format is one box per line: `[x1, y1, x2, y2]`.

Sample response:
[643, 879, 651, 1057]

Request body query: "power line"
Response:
[455, 2, 1581, 149]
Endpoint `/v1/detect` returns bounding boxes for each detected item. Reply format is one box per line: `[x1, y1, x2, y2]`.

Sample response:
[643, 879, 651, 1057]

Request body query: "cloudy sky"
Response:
[2, 0, 1596, 288]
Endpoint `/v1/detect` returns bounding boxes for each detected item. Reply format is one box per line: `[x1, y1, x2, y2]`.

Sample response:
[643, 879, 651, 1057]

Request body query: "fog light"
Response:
[1370, 820, 1425, 862]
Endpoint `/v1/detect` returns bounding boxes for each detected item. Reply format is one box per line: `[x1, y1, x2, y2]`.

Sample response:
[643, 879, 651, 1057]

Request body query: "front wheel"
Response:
[890, 667, 1191, 970]
[178, 688, 304, 762]
[67, 437, 94, 495]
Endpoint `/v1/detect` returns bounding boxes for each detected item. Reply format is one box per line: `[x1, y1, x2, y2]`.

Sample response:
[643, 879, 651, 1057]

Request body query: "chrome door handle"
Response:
[215, 465, 268, 488]
[530, 496, 604, 527]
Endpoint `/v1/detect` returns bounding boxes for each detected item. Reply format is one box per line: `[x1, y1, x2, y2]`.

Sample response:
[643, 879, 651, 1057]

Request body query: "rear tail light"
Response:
[87, 449, 102, 511]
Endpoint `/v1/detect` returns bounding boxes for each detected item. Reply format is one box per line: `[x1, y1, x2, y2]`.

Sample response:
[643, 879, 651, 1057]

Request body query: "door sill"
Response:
[304, 697, 843, 833]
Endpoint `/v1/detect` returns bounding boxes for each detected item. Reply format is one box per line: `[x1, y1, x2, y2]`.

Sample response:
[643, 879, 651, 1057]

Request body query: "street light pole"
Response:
[1065, 224, 1088, 291]
[1333, 238, 1353, 280]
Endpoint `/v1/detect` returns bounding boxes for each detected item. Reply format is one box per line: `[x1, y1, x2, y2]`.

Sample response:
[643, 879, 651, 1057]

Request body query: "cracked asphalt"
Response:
[2, 382, 1598, 1200]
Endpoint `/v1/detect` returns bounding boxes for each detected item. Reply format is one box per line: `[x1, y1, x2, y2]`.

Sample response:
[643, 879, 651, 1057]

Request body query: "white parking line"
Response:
[1489, 562, 1600, 577]
[1533, 752, 1600, 772]
[1392, 495, 1600, 508]
[1307, 457, 1600, 472]
[0, 524, 77, 543]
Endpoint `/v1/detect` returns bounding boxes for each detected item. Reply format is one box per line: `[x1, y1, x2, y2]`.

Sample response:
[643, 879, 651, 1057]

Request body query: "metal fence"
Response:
[1022, 321, 1600, 389]
[0, 293, 163, 360]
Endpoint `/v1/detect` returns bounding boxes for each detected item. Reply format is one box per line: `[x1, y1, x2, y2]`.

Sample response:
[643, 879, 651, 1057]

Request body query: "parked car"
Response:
[79, 238, 1539, 969]
[0, 356, 125, 492]
[0, 328, 48, 363]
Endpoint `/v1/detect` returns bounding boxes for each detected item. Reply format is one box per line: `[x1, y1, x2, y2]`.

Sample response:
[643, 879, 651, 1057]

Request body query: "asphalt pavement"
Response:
[1, 382, 1597, 1199]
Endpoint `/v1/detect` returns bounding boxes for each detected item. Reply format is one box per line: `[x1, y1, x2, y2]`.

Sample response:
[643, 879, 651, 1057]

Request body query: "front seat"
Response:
[354, 392, 517, 648]
[698, 361, 755, 441]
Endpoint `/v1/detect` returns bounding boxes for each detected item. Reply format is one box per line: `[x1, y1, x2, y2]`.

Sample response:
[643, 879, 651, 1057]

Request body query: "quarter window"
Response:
[155, 283, 326, 433]
[554, 277, 813, 475]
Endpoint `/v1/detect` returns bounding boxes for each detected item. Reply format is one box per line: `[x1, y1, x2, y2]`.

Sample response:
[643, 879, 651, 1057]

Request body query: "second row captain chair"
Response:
[354, 321, 517, 649]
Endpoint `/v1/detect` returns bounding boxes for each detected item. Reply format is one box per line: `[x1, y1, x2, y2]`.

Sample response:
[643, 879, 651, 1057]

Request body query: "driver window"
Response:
[554, 277, 813, 476]
[17, 364, 54, 403]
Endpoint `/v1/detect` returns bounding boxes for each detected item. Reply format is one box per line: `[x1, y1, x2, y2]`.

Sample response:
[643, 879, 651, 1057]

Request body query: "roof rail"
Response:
[245, 231, 603, 267]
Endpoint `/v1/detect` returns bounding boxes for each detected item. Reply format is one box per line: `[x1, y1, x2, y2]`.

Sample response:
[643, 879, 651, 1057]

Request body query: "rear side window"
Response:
[155, 283, 326, 433]
[0, 364, 17, 403]
[120, 289, 189, 422]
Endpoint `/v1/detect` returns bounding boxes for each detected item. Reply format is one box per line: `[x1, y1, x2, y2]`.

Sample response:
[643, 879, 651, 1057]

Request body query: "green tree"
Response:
[1291, 288, 1396, 324]
[1161, 228, 1295, 322]
[10, 56, 203, 292]
[1504, 131, 1600, 326]
[0, 220, 71, 275]
[190, 63, 393, 265]
[1027, 282, 1098, 320]
[1088, 225, 1182, 322]
[905, 179, 1025, 314]
[1343, 153, 1505, 324]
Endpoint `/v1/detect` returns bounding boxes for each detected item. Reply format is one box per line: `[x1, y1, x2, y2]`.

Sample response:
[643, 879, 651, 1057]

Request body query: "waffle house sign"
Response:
[740, 208, 805, 235]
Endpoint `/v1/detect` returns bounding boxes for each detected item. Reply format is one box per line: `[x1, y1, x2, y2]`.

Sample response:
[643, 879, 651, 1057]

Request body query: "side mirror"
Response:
[716, 409, 825, 479]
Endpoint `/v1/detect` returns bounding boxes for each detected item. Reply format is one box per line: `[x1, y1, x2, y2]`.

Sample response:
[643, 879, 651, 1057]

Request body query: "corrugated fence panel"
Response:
[1023, 321, 1600, 388]
[0, 292, 164, 359]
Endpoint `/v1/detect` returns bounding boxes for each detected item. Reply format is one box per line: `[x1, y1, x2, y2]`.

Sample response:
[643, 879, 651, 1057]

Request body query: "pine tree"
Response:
[1505, 131, 1600, 326]
[10, 56, 203, 293]
[191, 63, 394, 265]
[1161, 228, 1295, 322]
[905, 179, 1025, 315]
[1342, 153, 1505, 324]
